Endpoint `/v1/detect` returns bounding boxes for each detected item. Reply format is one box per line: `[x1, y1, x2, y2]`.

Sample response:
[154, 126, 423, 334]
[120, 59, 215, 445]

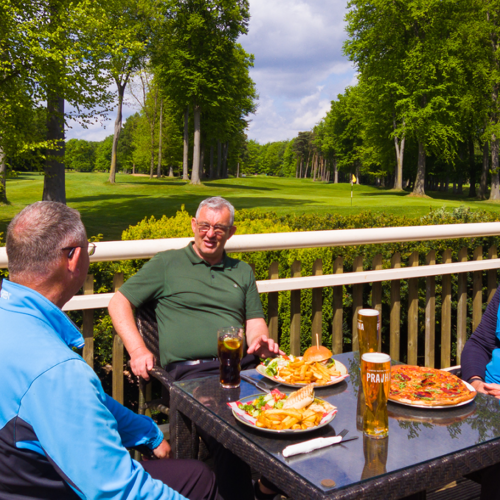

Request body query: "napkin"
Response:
[282, 435, 344, 457]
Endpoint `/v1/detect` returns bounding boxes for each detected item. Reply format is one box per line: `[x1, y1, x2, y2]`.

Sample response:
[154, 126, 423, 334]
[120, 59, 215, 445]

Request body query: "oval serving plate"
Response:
[232, 393, 337, 434]
[256, 357, 348, 388]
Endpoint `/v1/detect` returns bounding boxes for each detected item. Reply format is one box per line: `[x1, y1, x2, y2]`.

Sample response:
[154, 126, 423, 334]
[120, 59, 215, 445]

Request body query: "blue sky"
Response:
[66, 0, 357, 145]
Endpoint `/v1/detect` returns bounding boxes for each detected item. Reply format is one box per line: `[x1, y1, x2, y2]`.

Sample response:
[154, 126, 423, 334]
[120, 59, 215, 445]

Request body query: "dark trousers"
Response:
[169, 355, 257, 500]
[143, 458, 218, 500]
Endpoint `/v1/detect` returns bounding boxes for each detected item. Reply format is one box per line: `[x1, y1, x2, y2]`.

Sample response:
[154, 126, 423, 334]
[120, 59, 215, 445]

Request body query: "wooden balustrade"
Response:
[77, 245, 500, 405]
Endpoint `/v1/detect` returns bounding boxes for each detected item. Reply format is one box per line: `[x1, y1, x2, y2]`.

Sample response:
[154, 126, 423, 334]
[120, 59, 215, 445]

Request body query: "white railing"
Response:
[1, 222, 499, 311]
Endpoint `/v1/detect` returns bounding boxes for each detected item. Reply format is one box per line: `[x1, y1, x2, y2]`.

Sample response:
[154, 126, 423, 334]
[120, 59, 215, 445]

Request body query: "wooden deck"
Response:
[428, 478, 480, 500]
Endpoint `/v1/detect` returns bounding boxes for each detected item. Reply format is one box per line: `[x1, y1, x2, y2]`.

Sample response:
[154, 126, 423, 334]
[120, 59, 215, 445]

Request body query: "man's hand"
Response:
[130, 346, 155, 380]
[247, 334, 283, 359]
[471, 378, 500, 398]
[152, 439, 171, 459]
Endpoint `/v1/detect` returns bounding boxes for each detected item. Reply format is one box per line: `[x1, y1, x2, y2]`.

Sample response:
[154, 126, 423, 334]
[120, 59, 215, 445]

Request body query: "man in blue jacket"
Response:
[0, 201, 217, 500]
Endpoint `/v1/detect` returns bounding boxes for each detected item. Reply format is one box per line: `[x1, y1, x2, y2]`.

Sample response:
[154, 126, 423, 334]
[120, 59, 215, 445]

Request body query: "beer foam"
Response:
[361, 352, 391, 363]
[359, 309, 379, 316]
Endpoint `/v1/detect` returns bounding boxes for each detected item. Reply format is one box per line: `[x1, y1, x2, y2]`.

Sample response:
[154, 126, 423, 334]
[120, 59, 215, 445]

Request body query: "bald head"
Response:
[7, 202, 87, 281]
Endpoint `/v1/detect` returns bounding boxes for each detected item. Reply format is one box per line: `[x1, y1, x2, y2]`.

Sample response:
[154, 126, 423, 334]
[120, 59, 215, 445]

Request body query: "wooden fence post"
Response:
[352, 256, 364, 352]
[425, 251, 436, 368]
[390, 254, 401, 361]
[473, 247, 483, 333]
[312, 259, 323, 345]
[332, 257, 344, 354]
[82, 274, 94, 368]
[290, 261, 301, 356]
[457, 247, 468, 364]
[488, 245, 498, 304]
[267, 262, 279, 343]
[408, 252, 419, 365]
[112, 273, 124, 404]
[441, 249, 452, 368]
[372, 254, 382, 351]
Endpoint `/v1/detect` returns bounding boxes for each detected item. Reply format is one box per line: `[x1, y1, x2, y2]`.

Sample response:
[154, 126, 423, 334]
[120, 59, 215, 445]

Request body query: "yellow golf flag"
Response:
[352, 174, 357, 184]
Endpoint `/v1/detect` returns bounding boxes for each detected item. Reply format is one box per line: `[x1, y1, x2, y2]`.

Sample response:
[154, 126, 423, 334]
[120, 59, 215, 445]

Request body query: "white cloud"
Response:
[240, 0, 355, 143]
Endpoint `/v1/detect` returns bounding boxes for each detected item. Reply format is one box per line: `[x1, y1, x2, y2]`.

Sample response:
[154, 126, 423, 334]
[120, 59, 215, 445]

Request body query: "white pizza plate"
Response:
[388, 381, 476, 409]
[232, 394, 337, 434]
[256, 357, 348, 388]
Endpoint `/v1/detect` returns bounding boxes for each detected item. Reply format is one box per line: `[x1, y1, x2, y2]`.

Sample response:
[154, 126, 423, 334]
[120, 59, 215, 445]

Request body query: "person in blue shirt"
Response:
[0, 201, 217, 500]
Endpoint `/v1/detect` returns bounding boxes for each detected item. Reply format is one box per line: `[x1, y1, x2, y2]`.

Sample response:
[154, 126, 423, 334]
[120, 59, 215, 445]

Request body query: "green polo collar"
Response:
[185, 242, 233, 269]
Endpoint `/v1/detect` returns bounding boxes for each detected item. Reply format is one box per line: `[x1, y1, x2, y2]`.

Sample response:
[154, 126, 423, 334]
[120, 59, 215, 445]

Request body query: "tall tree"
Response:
[154, 0, 253, 185]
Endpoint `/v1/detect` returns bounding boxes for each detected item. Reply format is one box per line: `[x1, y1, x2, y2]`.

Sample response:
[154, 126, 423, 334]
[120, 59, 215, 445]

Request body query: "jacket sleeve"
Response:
[461, 287, 500, 382]
[18, 358, 187, 500]
[103, 393, 163, 450]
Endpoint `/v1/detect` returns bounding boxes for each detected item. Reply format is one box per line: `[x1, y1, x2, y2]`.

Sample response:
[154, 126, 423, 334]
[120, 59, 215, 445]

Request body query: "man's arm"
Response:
[108, 291, 155, 380]
[246, 317, 282, 358]
[22, 360, 184, 500]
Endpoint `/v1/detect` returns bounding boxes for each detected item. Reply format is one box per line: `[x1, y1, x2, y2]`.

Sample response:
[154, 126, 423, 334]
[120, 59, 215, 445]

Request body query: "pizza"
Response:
[389, 365, 475, 407]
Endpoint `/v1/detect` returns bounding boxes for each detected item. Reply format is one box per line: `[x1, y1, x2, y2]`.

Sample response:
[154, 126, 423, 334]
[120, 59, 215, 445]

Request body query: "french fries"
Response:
[255, 408, 324, 430]
[278, 359, 341, 386]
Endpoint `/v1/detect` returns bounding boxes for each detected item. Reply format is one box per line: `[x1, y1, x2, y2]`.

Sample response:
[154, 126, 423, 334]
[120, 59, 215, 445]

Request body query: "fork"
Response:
[241, 374, 272, 393]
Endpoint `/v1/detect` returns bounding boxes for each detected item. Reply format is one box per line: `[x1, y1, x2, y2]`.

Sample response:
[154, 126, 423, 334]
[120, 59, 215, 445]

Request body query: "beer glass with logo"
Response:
[358, 309, 380, 358]
[217, 326, 244, 388]
[361, 352, 391, 439]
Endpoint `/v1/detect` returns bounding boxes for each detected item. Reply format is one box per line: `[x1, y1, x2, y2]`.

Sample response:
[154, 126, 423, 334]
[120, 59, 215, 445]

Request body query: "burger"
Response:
[303, 345, 333, 365]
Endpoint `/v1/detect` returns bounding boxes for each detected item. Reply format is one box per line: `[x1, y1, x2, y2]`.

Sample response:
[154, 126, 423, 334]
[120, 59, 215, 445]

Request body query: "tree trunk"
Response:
[469, 135, 477, 197]
[168, 166, 174, 177]
[0, 143, 7, 204]
[479, 141, 489, 199]
[236, 162, 240, 178]
[183, 105, 189, 180]
[209, 145, 214, 179]
[43, 94, 66, 203]
[333, 157, 338, 183]
[200, 142, 205, 179]
[355, 162, 360, 184]
[191, 103, 201, 185]
[303, 152, 310, 178]
[393, 118, 405, 190]
[109, 78, 128, 184]
[222, 142, 229, 178]
[412, 140, 426, 196]
[490, 133, 500, 199]
[149, 119, 155, 179]
[216, 141, 221, 178]
[295, 159, 299, 178]
[157, 98, 163, 178]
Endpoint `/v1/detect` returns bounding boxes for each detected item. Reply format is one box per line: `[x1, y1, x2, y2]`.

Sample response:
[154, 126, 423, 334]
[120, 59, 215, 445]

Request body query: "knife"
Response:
[282, 433, 359, 457]
[241, 374, 271, 393]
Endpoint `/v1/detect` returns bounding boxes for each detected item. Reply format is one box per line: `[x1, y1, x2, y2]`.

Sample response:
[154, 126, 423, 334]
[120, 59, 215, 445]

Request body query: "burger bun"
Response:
[303, 345, 333, 363]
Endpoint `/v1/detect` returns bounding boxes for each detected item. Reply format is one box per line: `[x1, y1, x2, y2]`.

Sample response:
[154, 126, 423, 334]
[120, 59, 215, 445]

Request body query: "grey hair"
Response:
[6, 201, 87, 279]
[196, 197, 235, 225]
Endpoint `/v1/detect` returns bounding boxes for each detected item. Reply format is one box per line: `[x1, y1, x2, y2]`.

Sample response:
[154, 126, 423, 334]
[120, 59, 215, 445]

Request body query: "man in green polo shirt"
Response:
[109, 196, 279, 378]
[108, 197, 281, 500]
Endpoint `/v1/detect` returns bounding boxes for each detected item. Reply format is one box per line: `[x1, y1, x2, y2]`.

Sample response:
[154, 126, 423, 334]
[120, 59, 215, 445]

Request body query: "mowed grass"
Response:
[1, 172, 500, 241]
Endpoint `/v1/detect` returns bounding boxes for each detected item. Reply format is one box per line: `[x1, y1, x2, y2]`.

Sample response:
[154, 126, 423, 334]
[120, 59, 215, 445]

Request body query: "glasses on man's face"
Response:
[196, 222, 231, 236]
[62, 243, 96, 259]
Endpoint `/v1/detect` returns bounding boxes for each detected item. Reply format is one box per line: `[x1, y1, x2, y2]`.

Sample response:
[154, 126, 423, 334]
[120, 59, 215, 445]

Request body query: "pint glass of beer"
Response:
[217, 327, 244, 388]
[361, 352, 391, 439]
[358, 309, 380, 358]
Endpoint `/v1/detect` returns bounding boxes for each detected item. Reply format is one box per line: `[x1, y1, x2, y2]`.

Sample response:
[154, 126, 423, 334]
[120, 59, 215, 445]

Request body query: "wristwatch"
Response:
[466, 376, 483, 384]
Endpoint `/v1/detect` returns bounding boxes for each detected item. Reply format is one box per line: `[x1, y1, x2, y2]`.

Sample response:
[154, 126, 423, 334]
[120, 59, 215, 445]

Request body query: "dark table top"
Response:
[172, 352, 500, 499]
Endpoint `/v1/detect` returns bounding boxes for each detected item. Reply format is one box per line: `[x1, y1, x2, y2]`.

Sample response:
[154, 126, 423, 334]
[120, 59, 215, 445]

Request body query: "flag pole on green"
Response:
[351, 173, 356, 206]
